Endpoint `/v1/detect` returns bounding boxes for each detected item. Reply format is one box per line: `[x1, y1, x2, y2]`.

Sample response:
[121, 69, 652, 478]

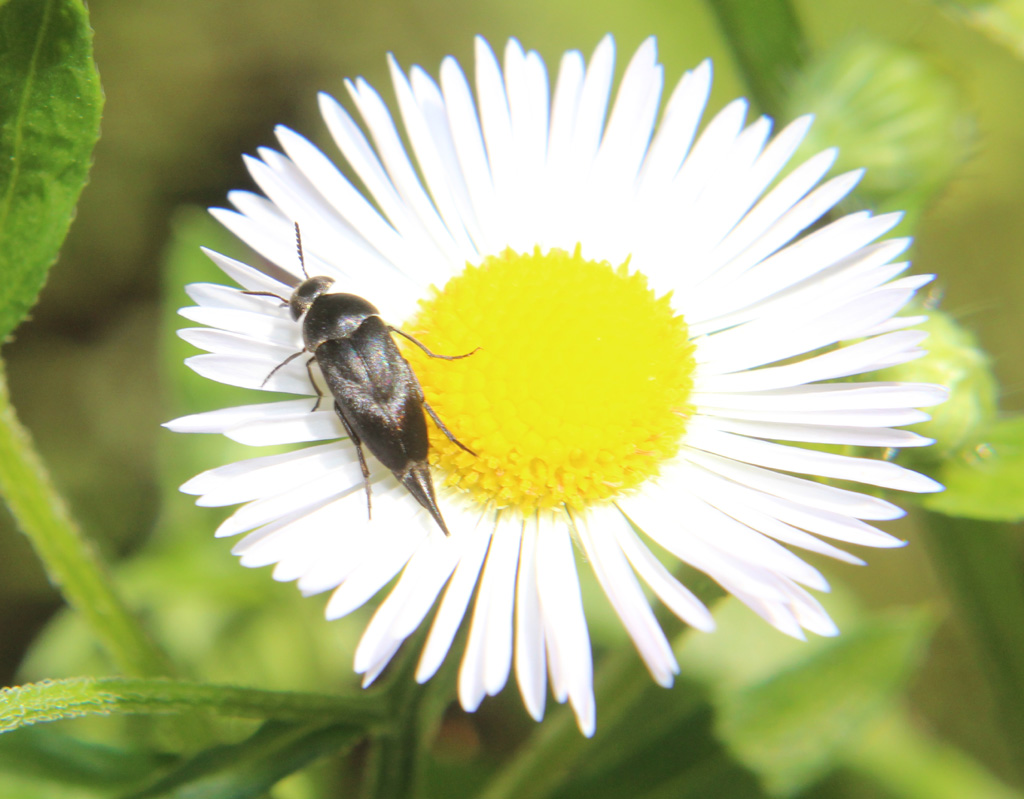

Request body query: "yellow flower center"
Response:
[402, 247, 696, 513]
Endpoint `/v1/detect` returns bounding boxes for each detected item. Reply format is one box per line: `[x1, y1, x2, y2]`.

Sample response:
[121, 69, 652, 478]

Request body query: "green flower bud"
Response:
[785, 39, 972, 222]
[879, 309, 998, 458]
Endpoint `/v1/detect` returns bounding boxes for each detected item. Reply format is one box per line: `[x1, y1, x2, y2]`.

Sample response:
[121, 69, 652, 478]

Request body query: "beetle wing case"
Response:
[314, 316, 429, 471]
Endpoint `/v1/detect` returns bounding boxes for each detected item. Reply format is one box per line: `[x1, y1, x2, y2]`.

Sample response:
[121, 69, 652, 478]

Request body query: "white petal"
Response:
[620, 493, 790, 604]
[700, 416, 932, 449]
[416, 515, 494, 683]
[184, 353, 310, 395]
[694, 330, 927, 393]
[662, 485, 830, 590]
[637, 59, 711, 196]
[688, 148, 838, 286]
[693, 382, 948, 413]
[571, 36, 615, 184]
[354, 532, 454, 677]
[178, 328, 295, 359]
[182, 442, 354, 506]
[274, 125, 415, 278]
[225, 409, 343, 447]
[675, 458, 906, 547]
[685, 423, 942, 493]
[591, 37, 661, 198]
[184, 282, 285, 313]
[318, 92, 412, 244]
[694, 287, 918, 375]
[178, 306, 298, 343]
[681, 449, 905, 521]
[218, 467, 375, 539]
[536, 513, 595, 737]
[164, 398, 315, 434]
[611, 514, 716, 631]
[345, 77, 459, 280]
[459, 517, 521, 710]
[202, 248, 295, 295]
[439, 55, 498, 252]
[324, 500, 432, 619]
[675, 462, 866, 564]
[577, 515, 677, 686]
[514, 519, 547, 721]
[388, 57, 479, 263]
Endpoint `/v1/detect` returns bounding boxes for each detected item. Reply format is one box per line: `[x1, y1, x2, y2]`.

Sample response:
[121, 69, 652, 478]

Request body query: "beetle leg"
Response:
[389, 327, 479, 360]
[260, 349, 306, 388]
[423, 401, 476, 456]
[303, 356, 326, 411]
[334, 402, 373, 520]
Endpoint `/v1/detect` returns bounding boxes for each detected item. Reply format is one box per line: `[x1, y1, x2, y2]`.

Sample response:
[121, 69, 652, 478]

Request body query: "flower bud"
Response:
[785, 39, 971, 222]
[880, 309, 998, 457]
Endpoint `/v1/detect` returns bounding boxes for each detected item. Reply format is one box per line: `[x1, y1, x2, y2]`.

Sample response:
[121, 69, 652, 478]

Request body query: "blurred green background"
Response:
[2, 0, 1023, 792]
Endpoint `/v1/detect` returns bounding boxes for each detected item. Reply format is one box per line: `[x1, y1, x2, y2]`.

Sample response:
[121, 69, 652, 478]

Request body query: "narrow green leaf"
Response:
[704, 0, 806, 117]
[126, 720, 362, 799]
[923, 512, 1024, 779]
[0, 727, 172, 789]
[925, 416, 1024, 521]
[0, 0, 103, 342]
[0, 677, 391, 735]
[715, 609, 934, 796]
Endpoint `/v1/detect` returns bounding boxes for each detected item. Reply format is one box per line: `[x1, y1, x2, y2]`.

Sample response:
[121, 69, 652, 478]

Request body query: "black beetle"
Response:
[248, 224, 474, 536]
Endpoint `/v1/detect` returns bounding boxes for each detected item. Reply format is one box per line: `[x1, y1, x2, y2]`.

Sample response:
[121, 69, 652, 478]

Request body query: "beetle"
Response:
[248, 224, 475, 536]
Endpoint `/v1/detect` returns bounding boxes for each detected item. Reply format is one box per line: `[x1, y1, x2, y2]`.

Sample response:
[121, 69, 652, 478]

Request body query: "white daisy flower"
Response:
[166, 35, 945, 737]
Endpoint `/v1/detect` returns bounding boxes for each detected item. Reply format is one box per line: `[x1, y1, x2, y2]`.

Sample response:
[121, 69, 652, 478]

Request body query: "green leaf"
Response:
[0, 677, 390, 734]
[925, 416, 1024, 521]
[714, 609, 934, 796]
[704, 0, 806, 117]
[125, 720, 362, 799]
[845, 709, 1024, 799]
[0, 0, 103, 342]
[549, 691, 766, 799]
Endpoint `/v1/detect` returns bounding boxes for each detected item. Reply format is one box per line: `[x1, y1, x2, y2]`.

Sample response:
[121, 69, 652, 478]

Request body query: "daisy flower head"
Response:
[167, 35, 946, 737]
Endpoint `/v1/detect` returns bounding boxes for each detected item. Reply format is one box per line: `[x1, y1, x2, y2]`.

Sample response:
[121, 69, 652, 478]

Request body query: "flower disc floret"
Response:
[402, 247, 696, 512]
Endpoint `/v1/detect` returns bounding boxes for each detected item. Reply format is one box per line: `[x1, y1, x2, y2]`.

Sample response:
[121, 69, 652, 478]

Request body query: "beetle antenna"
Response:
[294, 222, 310, 279]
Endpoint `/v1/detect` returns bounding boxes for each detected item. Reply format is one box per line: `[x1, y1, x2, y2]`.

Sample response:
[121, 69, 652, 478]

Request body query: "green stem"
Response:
[922, 512, 1024, 781]
[705, 0, 807, 117]
[0, 361, 173, 678]
[364, 627, 448, 799]
[365, 678, 427, 799]
[478, 638, 700, 799]
[0, 677, 391, 734]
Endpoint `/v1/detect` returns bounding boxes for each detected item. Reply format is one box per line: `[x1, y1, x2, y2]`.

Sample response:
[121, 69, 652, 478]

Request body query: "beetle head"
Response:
[289, 276, 335, 320]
